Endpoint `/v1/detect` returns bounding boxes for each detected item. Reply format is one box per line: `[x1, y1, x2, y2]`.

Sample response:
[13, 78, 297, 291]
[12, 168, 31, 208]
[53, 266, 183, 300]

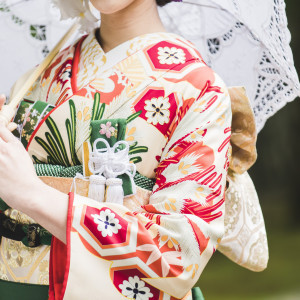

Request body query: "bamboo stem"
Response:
[0, 20, 80, 126]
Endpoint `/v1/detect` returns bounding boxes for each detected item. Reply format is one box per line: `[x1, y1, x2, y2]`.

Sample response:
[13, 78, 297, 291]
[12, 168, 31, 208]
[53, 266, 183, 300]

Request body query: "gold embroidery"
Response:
[0, 238, 50, 283]
[0, 208, 51, 284]
[0, 261, 9, 281]
[38, 260, 50, 285]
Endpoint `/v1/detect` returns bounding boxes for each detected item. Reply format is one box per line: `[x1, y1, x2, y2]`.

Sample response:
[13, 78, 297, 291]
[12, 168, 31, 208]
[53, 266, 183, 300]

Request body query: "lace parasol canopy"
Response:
[159, 0, 300, 132]
[0, 0, 299, 132]
[0, 0, 74, 97]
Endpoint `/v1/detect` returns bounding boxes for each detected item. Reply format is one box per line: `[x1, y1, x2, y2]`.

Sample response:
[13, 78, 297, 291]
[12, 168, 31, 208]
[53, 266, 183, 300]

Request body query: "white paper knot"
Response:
[88, 138, 136, 180]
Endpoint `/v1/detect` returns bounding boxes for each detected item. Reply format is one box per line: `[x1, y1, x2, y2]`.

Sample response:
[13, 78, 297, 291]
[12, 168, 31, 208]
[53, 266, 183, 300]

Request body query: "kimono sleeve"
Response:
[49, 75, 232, 300]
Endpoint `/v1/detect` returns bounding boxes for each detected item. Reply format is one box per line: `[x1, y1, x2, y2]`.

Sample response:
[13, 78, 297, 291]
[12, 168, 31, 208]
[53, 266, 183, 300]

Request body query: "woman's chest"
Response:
[17, 40, 194, 178]
[18, 86, 180, 178]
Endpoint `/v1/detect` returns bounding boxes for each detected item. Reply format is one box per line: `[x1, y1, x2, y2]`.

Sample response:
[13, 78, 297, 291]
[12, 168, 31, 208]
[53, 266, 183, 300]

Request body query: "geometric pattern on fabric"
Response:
[16, 31, 232, 299]
[73, 205, 138, 256]
[34, 164, 83, 178]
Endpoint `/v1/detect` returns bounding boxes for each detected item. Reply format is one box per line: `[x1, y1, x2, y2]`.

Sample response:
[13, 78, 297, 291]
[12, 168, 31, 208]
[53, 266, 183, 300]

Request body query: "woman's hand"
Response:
[0, 123, 69, 243]
[0, 94, 18, 131]
[0, 123, 41, 210]
[0, 94, 42, 210]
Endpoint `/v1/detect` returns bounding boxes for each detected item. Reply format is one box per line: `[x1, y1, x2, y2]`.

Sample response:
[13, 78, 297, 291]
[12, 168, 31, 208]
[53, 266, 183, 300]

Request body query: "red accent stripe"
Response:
[218, 136, 231, 153]
[156, 215, 161, 225]
[224, 127, 231, 134]
[206, 186, 222, 203]
[145, 221, 154, 230]
[205, 95, 218, 111]
[199, 81, 210, 98]
[209, 174, 223, 189]
[49, 192, 74, 300]
[195, 165, 215, 181]
[153, 165, 216, 194]
[182, 198, 224, 222]
[70, 36, 86, 93]
[204, 212, 223, 222]
[147, 213, 155, 220]
[201, 172, 217, 186]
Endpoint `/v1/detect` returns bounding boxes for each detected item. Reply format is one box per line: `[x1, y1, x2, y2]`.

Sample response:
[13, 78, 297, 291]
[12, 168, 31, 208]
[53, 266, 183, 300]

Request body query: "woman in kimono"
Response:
[0, 0, 231, 299]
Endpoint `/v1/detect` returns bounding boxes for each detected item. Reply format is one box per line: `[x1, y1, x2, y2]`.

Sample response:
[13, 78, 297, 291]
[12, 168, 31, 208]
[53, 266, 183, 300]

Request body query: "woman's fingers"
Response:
[7, 122, 18, 132]
[0, 135, 6, 147]
[0, 97, 17, 131]
[0, 94, 6, 108]
[0, 105, 16, 127]
[0, 124, 18, 143]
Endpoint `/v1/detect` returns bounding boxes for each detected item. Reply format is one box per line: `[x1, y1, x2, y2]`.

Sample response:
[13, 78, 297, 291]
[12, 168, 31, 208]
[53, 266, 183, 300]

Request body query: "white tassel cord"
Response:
[70, 172, 106, 203]
[70, 173, 89, 194]
[106, 178, 124, 205]
[88, 138, 136, 205]
[88, 174, 106, 203]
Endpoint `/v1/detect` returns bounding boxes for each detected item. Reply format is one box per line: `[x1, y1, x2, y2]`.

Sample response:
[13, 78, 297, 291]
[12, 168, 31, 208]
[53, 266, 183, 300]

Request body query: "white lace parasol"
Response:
[0, 0, 75, 97]
[159, 0, 300, 132]
[0, 0, 299, 131]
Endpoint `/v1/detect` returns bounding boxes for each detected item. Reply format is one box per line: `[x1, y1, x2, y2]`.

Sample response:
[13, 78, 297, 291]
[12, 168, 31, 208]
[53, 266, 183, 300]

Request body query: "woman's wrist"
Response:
[9, 177, 43, 214]
[19, 179, 69, 244]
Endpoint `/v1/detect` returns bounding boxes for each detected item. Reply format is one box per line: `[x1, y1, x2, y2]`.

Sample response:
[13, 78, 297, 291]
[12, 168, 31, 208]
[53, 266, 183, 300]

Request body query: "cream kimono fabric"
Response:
[8, 31, 231, 299]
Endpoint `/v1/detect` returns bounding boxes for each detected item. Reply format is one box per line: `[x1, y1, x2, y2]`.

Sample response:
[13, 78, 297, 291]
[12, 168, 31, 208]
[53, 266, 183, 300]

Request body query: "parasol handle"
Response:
[0, 20, 80, 126]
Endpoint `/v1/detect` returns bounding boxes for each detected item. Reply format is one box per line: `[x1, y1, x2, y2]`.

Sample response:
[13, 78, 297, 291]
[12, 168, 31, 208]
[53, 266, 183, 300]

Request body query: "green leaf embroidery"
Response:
[47, 156, 58, 165]
[98, 104, 106, 120]
[45, 116, 70, 166]
[127, 111, 142, 124]
[129, 146, 149, 155]
[125, 112, 149, 164]
[35, 136, 61, 165]
[66, 100, 81, 165]
[129, 141, 138, 150]
[130, 157, 142, 164]
[91, 93, 105, 121]
[32, 155, 44, 165]
[45, 132, 64, 165]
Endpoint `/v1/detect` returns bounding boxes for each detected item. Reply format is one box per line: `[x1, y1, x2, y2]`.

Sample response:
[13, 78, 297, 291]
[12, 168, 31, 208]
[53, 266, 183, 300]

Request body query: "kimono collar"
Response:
[77, 29, 178, 90]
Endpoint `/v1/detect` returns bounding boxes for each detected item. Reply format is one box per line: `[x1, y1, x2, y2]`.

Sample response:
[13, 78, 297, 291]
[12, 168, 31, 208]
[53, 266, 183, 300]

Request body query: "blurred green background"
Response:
[196, 1, 300, 299]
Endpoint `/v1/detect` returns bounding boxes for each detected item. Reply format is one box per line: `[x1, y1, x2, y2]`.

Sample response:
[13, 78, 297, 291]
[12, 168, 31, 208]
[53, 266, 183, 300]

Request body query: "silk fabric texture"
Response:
[0, 30, 266, 299]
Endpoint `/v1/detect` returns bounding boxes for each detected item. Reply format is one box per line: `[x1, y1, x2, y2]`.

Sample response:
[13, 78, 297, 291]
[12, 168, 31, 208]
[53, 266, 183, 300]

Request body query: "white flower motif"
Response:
[31, 109, 38, 117]
[99, 122, 116, 138]
[158, 46, 186, 65]
[144, 97, 170, 125]
[91, 209, 122, 238]
[119, 276, 153, 300]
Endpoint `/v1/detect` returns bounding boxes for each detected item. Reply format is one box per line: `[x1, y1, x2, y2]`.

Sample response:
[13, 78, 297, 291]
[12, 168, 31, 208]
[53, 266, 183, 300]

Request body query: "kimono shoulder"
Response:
[22, 31, 215, 106]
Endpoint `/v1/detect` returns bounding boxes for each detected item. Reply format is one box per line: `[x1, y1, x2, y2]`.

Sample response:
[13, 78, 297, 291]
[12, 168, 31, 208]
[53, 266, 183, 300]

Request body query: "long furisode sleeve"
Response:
[49, 69, 232, 300]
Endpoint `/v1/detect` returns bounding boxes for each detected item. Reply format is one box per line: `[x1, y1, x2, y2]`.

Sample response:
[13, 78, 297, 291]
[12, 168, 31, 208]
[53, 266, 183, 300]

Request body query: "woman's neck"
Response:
[98, 0, 166, 53]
